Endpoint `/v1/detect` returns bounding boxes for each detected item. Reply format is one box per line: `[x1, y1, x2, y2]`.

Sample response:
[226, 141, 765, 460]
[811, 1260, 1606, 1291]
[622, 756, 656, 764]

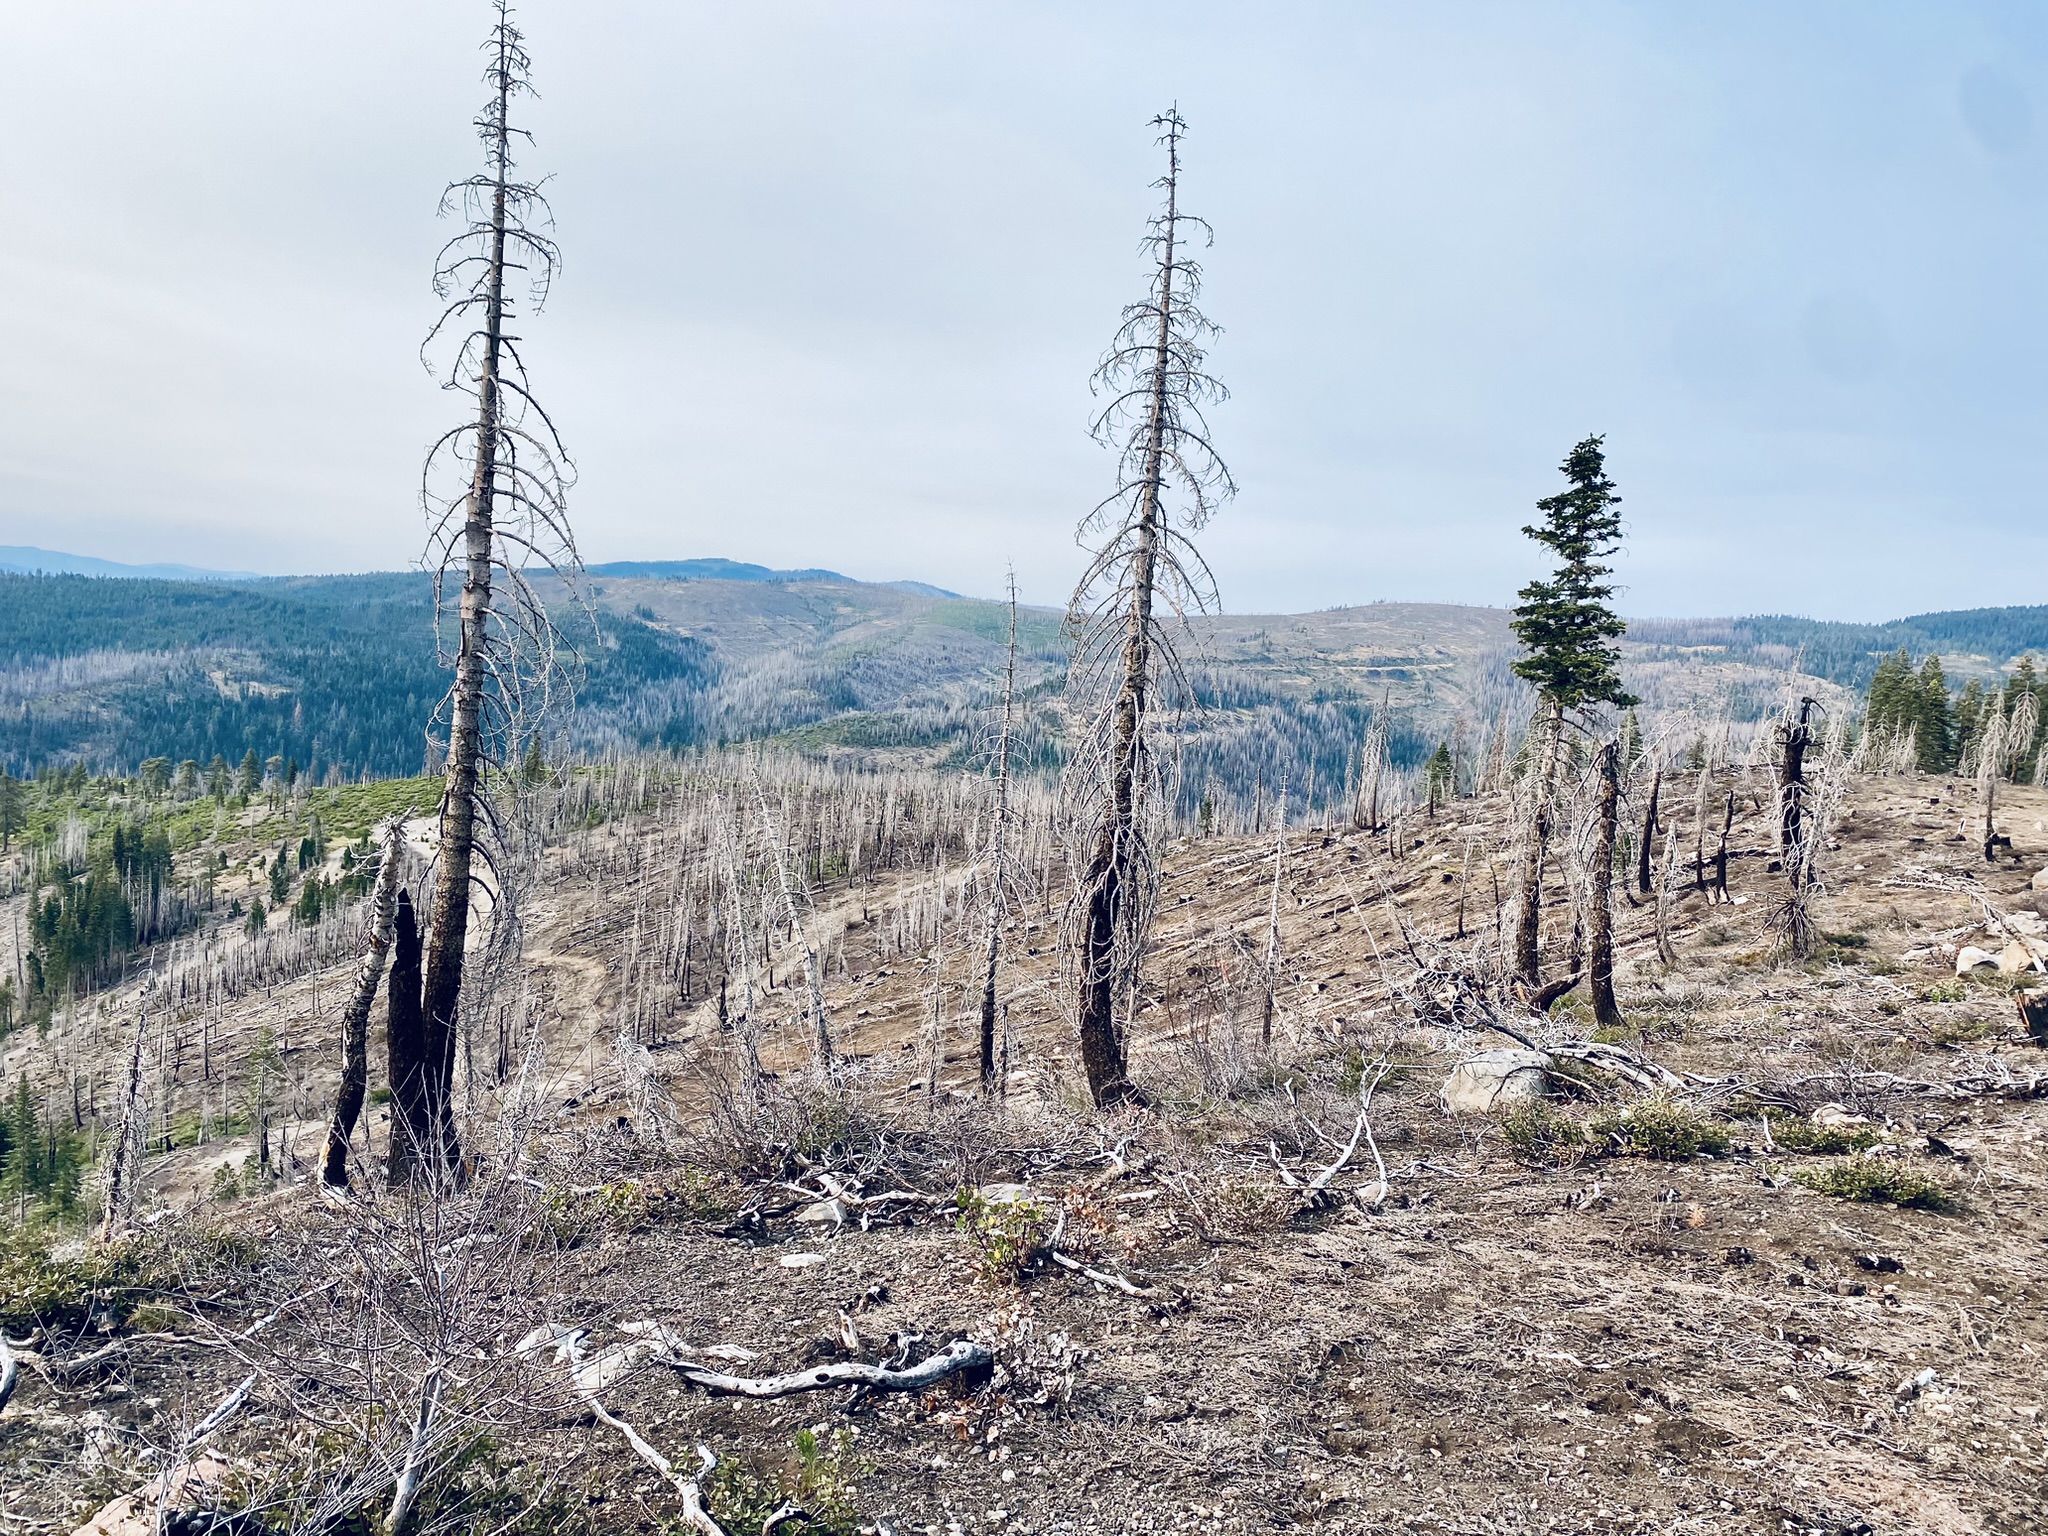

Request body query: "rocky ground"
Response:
[3, 769, 2046, 1536]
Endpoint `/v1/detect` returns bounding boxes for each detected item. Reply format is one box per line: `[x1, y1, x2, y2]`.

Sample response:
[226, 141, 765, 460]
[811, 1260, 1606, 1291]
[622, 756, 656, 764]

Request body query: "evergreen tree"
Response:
[0, 770, 21, 849]
[1508, 434, 1637, 990]
[1954, 679, 1987, 769]
[1914, 656, 1953, 772]
[1424, 742, 1454, 818]
[236, 748, 261, 798]
[1511, 436, 1636, 714]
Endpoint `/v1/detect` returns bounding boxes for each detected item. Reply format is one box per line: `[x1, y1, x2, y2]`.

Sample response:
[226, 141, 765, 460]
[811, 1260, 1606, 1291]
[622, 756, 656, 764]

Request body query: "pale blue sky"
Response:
[0, 2, 2041, 620]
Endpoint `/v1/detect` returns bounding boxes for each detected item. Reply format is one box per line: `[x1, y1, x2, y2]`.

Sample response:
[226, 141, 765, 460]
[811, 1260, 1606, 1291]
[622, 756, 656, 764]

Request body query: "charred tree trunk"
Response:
[1588, 740, 1622, 1031]
[417, 42, 523, 1184]
[98, 993, 152, 1242]
[977, 582, 1019, 1096]
[385, 892, 430, 1185]
[321, 824, 407, 1187]
[1077, 499, 1157, 1104]
[1067, 110, 1231, 1108]
[1779, 696, 1815, 856]
[1636, 766, 1660, 895]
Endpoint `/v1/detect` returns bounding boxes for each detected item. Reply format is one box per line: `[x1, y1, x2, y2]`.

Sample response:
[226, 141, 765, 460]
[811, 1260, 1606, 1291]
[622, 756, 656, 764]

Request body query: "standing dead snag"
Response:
[1508, 434, 1637, 1000]
[1586, 741, 1622, 1031]
[385, 891, 429, 1180]
[321, 822, 407, 1187]
[417, 0, 584, 1177]
[1779, 695, 1815, 857]
[1062, 109, 1234, 1106]
[977, 577, 1021, 1095]
[751, 775, 832, 1068]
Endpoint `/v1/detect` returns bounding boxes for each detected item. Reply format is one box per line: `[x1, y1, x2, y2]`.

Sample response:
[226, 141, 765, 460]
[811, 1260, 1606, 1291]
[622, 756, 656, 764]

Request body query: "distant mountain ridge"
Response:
[0, 545, 957, 597]
[0, 545, 261, 581]
[586, 556, 957, 598]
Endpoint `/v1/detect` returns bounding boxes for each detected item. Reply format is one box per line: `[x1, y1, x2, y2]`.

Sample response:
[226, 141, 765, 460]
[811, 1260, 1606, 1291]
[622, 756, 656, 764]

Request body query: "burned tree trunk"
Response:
[1064, 110, 1233, 1107]
[1636, 765, 1660, 896]
[321, 824, 407, 1187]
[1779, 696, 1815, 856]
[415, 3, 582, 1178]
[977, 580, 1019, 1095]
[1587, 740, 1623, 1032]
[385, 892, 430, 1184]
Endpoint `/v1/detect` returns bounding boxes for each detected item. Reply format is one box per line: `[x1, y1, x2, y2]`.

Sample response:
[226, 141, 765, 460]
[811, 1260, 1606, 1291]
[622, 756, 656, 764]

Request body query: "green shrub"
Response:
[705, 1429, 865, 1536]
[1930, 1015, 1999, 1047]
[1500, 1102, 1590, 1169]
[955, 1189, 1050, 1284]
[1921, 979, 1968, 1004]
[0, 1232, 154, 1333]
[1586, 1098, 1730, 1161]
[1764, 1112, 1882, 1155]
[1795, 1159, 1960, 1213]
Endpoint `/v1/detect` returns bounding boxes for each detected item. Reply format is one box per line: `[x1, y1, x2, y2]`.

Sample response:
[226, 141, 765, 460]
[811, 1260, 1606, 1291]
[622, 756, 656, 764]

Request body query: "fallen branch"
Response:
[522, 1325, 729, 1535]
[1048, 1250, 1158, 1298]
[0, 1336, 15, 1412]
[662, 1338, 992, 1399]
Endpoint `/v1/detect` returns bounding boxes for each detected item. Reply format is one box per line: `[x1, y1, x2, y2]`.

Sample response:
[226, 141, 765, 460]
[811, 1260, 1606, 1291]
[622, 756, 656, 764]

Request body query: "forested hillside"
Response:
[7, 568, 2047, 812]
[0, 573, 712, 780]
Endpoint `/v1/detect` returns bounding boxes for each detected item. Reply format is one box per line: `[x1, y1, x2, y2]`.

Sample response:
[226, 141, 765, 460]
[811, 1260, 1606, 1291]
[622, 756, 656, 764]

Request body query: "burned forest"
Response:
[2, 8, 2047, 1536]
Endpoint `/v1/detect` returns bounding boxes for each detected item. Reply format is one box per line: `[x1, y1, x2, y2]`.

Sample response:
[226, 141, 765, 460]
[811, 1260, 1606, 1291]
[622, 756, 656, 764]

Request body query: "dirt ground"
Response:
[3, 770, 2046, 1536]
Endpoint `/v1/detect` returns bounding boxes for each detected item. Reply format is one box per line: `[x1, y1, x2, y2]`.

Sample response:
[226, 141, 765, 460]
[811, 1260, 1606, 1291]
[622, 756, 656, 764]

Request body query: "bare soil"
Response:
[4, 772, 2046, 1536]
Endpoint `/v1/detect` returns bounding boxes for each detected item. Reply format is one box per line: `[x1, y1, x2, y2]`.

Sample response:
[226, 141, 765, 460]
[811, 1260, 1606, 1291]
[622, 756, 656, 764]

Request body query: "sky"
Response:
[0, 2, 2043, 622]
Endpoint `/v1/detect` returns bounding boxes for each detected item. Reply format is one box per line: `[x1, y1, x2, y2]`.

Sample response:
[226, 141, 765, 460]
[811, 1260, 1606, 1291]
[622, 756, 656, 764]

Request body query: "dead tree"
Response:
[1636, 765, 1660, 896]
[1061, 109, 1234, 1106]
[1978, 691, 2036, 861]
[98, 986, 154, 1241]
[1261, 776, 1288, 1045]
[751, 774, 831, 1067]
[385, 891, 429, 1181]
[977, 577, 1021, 1094]
[416, 0, 584, 1180]
[1778, 695, 1815, 856]
[1352, 709, 1388, 832]
[320, 823, 406, 1187]
[1586, 740, 1623, 1031]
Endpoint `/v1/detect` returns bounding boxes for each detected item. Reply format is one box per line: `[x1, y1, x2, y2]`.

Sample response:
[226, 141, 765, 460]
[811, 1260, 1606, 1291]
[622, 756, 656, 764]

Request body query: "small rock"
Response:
[1779, 1384, 1804, 1404]
[1895, 1367, 1938, 1401]
[975, 1182, 1034, 1206]
[779, 1252, 829, 1268]
[796, 1199, 850, 1226]
[1956, 946, 2001, 975]
[1812, 1103, 1868, 1130]
[1854, 1253, 1903, 1273]
[2031, 867, 2048, 891]
[1440, 1048, 1552, 1114]
[1998, 937, 2048, 975]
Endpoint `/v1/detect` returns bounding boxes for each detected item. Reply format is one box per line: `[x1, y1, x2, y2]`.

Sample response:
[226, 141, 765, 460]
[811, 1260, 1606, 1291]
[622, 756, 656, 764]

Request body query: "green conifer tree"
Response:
[1509, 434, 1637, 991]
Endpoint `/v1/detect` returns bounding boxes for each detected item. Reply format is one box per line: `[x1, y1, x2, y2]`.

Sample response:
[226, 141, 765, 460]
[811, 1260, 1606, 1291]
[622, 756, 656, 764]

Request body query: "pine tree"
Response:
[1913, 656, 1953, 772]
[0, 771, 21, 850]
[1508, 434, 1637, 990]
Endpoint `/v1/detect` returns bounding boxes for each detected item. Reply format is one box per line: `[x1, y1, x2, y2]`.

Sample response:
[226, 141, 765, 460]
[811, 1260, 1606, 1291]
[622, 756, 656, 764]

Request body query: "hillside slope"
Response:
[1, 753, 2044, 1535]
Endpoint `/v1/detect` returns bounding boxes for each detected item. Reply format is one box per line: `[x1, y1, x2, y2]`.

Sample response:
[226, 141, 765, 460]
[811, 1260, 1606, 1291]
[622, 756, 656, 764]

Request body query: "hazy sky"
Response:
[1, 2, 2043, 620]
